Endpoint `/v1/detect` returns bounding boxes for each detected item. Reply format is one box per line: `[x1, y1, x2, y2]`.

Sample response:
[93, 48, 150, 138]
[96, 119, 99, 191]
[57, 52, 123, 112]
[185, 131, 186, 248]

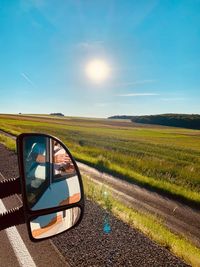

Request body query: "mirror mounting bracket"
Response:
[0, 206, 25, 231]
[0, 177, 21, 199]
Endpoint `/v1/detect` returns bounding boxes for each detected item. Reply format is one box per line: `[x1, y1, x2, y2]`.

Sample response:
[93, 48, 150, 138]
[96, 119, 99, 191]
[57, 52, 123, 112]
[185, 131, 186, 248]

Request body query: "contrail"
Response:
[20, 72, 35, 87]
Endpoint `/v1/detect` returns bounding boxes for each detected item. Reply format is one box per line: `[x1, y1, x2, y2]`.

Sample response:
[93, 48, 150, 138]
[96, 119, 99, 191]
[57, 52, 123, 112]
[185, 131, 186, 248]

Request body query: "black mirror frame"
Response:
[17, 133, 84, 242]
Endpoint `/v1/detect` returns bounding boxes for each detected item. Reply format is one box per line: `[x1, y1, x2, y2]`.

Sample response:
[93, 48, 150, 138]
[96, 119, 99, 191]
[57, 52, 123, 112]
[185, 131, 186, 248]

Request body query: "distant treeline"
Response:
[50, 113, 64, 116]
[108, 114, 200, 130]
[109, 115, 133, 120]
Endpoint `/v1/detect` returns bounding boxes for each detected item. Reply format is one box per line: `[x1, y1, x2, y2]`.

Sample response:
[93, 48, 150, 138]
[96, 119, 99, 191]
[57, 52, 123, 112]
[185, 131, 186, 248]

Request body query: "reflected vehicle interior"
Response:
[23, 136, 81, 210]
[30, 207, 81, 240]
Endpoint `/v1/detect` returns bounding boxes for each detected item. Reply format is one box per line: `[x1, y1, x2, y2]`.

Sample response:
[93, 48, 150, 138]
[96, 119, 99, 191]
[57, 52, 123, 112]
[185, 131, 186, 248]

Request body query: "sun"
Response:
[85, 59, 110, 83]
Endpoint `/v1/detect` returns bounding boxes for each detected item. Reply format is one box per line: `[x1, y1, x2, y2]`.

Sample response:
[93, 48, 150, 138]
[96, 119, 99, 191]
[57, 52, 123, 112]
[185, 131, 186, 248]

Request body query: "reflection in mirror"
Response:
[30, 207, 81, 239]
[23, 136, 81, 210]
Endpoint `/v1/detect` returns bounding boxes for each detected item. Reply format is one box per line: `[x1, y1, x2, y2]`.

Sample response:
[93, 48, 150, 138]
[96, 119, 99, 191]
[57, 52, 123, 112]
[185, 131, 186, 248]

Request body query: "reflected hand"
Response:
[54, 154, 70, 164]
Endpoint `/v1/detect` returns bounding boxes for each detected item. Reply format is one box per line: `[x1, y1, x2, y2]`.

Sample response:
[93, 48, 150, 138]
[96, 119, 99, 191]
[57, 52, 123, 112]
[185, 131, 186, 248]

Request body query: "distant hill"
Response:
[108, 114, 200, 130]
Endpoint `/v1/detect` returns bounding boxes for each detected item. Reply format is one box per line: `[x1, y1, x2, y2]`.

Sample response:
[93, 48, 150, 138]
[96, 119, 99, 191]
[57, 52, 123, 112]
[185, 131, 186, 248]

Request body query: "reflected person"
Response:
[53, 141, 76, 179]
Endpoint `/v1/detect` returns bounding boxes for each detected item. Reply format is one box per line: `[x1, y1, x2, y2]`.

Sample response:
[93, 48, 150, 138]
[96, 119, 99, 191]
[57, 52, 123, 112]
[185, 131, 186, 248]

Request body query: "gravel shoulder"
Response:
[0, 143, 189, 266]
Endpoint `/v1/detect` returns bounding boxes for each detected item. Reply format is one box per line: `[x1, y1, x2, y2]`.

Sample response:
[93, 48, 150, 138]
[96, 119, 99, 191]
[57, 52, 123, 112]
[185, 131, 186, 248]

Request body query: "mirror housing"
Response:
[17, 133, 84, 242]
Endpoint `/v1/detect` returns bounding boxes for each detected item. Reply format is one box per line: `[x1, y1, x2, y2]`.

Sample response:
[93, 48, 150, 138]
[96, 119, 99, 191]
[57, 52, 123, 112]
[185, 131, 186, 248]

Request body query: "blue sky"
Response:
[0, 0, 200, 117]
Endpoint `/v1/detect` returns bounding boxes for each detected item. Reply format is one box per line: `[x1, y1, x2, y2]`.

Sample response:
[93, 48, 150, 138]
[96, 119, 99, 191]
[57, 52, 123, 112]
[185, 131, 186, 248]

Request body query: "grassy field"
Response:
[0, 114, 200, 203]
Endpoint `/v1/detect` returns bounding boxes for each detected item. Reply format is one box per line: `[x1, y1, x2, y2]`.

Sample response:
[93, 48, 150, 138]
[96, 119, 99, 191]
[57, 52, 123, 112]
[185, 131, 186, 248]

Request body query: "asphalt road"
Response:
[0, 143, 189, 266]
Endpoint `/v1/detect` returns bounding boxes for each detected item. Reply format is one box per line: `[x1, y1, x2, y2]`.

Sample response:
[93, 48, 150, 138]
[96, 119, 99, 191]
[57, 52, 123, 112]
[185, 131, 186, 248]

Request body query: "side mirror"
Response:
[17, 133, 84, 241]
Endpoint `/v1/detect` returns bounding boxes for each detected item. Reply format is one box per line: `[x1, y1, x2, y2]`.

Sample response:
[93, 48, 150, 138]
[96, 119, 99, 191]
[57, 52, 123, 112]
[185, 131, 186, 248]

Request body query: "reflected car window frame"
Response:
[23, 136, 50, 209]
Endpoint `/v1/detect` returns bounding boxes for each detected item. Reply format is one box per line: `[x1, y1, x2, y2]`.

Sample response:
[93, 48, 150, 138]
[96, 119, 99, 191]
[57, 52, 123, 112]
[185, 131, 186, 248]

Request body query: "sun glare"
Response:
[85, 59, 110, 83]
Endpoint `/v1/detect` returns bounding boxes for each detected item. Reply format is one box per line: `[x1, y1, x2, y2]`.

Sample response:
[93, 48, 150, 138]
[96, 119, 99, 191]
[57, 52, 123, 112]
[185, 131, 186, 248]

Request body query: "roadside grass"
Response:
[83, 175, 200, 267]
[0, 134, 16, 152]
[0, 115, 200, 205]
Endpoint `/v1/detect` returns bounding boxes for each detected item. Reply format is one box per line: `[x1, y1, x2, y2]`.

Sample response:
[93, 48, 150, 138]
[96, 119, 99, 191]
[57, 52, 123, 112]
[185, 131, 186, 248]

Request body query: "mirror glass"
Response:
[23, 136, 81, 210]
[30, 207, 81, 239]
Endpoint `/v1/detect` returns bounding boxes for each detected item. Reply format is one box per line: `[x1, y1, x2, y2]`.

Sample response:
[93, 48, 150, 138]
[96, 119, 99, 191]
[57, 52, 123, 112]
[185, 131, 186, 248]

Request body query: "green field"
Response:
[0, 114, 200, 203]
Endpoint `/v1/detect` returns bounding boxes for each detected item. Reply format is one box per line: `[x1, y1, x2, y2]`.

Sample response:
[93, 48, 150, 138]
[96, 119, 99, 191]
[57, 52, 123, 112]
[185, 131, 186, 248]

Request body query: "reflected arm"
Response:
[35, 154, 46, 163]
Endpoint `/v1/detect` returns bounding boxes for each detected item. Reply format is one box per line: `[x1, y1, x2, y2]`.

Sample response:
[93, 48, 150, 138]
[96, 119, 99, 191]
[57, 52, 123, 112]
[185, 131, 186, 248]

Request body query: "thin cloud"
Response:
[160, 97, 185, 101]
[20, 72, 35, 87]
[114, 80, 157, 88]
[116, 93, 159, 97]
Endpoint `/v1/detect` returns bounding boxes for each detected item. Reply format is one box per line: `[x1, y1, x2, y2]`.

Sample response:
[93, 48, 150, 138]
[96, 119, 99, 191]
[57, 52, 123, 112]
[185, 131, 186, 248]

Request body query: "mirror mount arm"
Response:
[0, 206, 25, 231]
[0, 177, 21, 199]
